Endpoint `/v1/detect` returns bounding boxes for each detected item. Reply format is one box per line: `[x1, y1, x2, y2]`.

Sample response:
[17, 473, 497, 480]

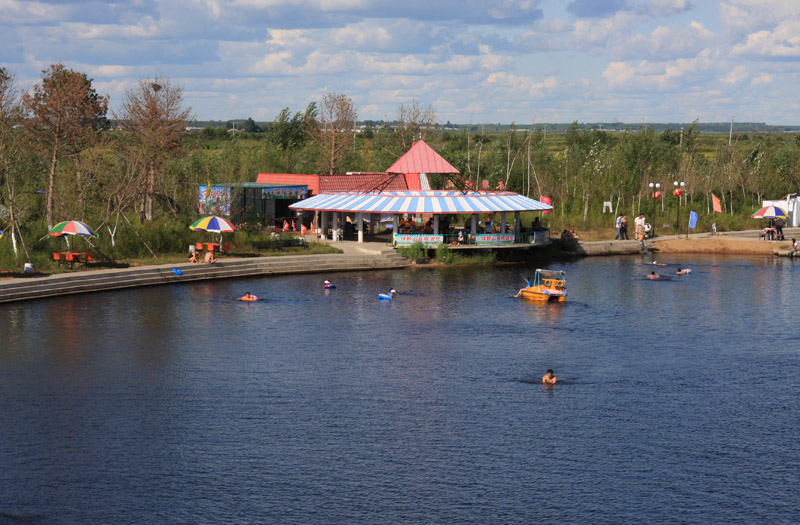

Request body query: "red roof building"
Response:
[385, 139, 459, 175]
[256, 140, 458, 195]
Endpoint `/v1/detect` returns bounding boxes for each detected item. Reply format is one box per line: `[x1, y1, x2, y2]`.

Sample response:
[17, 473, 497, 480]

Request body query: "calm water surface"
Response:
[1, 254, 799, 523]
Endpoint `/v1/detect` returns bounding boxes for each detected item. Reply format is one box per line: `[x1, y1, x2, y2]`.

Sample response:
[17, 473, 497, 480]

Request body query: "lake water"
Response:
[1, 254, 798, 523]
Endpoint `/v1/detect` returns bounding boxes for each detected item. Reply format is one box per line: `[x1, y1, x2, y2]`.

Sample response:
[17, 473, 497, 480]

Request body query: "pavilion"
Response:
[289, 189, 553, 247]
[289, 140, 553, 246]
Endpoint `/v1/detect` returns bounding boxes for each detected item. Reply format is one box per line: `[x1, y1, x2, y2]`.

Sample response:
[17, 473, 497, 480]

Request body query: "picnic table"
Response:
[53, 252, 93, 268]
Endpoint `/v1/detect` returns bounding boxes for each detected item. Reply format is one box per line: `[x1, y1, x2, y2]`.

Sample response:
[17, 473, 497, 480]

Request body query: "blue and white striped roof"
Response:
[289, 190, 553, 214]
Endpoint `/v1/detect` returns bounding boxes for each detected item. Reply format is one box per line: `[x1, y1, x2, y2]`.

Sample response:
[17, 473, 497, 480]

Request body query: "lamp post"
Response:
[673, 181, 685, 236]
[648, 182, 661, 237]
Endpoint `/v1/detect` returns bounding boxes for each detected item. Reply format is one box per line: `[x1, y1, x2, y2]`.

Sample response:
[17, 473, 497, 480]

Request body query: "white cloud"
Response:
[750, 72, 772, 85]
[732, 20, 800, 58]
[602, 48, 717, 90]
[721, 65, 747, 84]
[647, 0, 691, 17]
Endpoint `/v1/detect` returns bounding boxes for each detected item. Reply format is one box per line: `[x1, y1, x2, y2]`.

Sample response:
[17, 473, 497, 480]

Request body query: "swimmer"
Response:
[323, 279, 335, 289]
[676, 268, 692, 275]
[542, 369, 557, 385]
[651, 261, 667, 266]
[647, 271, 660, 280]
[237, 292, 258, 302]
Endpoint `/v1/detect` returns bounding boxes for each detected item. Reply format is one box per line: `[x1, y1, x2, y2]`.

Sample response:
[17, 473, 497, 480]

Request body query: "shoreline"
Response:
[2, 228, 797, 303]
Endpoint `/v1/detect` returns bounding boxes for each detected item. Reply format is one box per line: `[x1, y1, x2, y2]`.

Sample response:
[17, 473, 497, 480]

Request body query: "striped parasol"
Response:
[751, 205, 789, 219]
[189, 216, 236, 233]
[49, 220, 95, 237]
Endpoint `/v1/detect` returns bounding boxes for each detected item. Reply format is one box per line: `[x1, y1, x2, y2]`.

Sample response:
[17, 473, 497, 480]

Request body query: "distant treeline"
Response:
[187, 119, 800, 134]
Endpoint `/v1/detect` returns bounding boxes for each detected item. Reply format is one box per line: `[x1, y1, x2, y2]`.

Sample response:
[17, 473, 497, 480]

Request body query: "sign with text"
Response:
[476, 233, 515, 246]
[393, 234, 443, 247]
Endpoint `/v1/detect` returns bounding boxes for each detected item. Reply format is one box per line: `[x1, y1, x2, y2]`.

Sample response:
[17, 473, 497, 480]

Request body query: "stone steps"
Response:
[0, 249, 410, 303]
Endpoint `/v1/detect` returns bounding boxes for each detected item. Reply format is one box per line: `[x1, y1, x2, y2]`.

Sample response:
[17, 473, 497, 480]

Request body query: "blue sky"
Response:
[1, 0, 798, 124]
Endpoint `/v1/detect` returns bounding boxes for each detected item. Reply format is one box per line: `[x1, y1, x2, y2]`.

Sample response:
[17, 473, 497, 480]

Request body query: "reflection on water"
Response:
[0, 253, 798, 523]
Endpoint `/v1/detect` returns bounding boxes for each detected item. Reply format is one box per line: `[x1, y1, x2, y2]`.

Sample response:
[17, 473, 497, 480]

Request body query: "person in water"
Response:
[237, 292, 257, 301]
[676, 268, 691, 275]
[647, 271, 660, 279]
[542, 369, 557, 385]
[323, 280, 335, 289]
[514, 277, 532, 298]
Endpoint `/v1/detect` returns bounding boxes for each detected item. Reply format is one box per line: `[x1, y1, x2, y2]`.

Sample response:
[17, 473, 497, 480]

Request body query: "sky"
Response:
[1, 0, 799, 124]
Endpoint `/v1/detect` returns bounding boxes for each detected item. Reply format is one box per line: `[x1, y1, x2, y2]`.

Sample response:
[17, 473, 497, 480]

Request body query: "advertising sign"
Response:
[393, 234, 443, 247]
[475, 233, 515, 246]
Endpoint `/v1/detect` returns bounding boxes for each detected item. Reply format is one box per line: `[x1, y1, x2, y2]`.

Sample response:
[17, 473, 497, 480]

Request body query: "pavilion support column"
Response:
[357, 213, 364, 243]
[500, 212, 507, 234]
[471, 214, 478, 236]
[433, 215, 439, 235]
[393, 215, 400, 243]
[321, 212, 328, 240]
[515, 212, 521, 242]
[332, 212, 339, 242]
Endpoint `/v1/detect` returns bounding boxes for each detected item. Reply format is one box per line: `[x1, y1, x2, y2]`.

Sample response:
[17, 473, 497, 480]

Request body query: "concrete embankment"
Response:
[569, 239, 645, 256]
[0, 247, 409, 304]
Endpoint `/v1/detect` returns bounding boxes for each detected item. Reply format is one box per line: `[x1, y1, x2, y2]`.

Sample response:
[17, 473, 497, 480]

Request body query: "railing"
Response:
[394, 229, 551, 247]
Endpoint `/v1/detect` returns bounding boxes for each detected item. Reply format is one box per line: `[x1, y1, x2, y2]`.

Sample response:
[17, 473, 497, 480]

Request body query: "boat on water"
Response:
[519, 269, 567, 302]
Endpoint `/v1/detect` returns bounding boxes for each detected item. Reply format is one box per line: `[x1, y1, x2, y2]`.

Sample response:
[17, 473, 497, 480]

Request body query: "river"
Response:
[1, 254, 798, 523]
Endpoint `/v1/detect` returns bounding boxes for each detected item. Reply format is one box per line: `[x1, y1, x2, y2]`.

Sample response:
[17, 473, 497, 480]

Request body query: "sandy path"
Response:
[652, 236, 784, 255]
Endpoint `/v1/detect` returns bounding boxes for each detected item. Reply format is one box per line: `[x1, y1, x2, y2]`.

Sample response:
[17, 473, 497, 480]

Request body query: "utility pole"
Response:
[728, 115, 734, 148]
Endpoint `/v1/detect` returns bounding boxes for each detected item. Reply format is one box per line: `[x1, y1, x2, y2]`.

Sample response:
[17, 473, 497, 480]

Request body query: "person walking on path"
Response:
[614, 215, 622, 240]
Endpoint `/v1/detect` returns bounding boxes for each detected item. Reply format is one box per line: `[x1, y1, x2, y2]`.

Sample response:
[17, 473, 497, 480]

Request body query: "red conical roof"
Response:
[386, 139, 459, 174]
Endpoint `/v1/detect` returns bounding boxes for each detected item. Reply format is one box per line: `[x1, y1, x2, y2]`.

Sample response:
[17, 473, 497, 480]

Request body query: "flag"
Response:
[291, 220, 296, 231]
[282, 220, 289, 232]
[688, 210, 698, 229]
[540, 195, 552, 216]
[712, 194, 722, 213]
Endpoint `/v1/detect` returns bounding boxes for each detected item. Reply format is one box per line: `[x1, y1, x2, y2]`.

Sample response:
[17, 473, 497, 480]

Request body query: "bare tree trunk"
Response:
[47, 140, 59, 229]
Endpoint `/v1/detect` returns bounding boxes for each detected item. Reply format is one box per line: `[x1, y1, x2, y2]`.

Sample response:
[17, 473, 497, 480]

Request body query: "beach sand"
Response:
[653, 236, 783, 255]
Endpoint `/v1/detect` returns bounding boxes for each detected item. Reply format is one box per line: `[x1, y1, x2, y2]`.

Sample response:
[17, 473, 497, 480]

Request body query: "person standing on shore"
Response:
[635, 214, 646, 237]
[615, 214, 622, 240]
[621, 215, 629, 240]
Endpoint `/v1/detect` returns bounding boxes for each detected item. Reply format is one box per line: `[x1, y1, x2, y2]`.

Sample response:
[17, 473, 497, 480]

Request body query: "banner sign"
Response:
[532, 230, 551, 244]
[393, 234, 443, 247]
[262, 186, 308, 200]
[476, 233, 515, 246]
[198, 185, 231, 216]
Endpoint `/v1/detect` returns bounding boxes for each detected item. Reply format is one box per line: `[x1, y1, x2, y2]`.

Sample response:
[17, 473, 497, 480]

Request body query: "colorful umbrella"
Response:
[751, 205, 789, 219]
[49, 220, 95, 237]
[189, 216, 236, 233]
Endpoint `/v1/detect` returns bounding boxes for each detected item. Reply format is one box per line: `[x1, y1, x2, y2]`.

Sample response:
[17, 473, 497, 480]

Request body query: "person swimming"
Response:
[542, 369, 557, 385]
[647, 271, 660, 280]
[237, 292, 258, 301]
[676, 268, 692, 275]
[323, 280, 336, 289]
